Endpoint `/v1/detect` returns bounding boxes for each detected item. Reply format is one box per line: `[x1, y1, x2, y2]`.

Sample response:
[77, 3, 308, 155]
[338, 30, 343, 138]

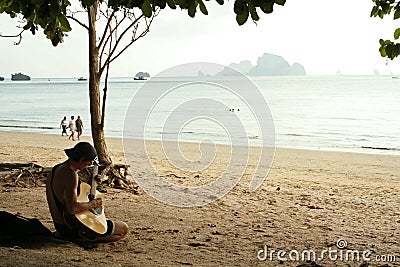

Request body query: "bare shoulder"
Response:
[54, 162, 78, 188]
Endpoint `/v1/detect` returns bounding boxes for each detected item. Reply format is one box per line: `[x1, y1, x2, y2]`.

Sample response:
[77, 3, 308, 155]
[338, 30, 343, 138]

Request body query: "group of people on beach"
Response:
[60, 115, 84, 141]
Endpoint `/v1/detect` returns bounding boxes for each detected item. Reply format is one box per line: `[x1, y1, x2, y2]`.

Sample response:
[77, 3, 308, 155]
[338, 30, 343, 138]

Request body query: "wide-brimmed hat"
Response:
[64, 142, 98, 164]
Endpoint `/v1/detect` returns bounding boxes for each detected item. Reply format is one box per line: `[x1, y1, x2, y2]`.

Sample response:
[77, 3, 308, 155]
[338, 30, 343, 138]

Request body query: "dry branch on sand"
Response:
[0, 163, 140, 194]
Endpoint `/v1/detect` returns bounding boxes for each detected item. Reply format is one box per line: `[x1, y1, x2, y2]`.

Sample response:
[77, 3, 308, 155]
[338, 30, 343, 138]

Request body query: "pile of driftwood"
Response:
[0, 163, 48, 188]
[0, 163, 139, 194]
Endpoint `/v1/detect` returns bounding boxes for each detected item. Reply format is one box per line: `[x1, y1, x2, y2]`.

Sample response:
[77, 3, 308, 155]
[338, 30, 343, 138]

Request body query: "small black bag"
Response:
[0, 210, 52, 242]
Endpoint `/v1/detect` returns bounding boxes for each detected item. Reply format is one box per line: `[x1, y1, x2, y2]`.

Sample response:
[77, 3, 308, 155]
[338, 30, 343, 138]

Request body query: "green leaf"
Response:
[58, 15, 71, 32]
[188, 2, 196, 17]
[275, 0, 285, 5]
[248, 2, 259, 21]
[378, 9, 384, 19]
[379, 45, 387, 57]
[385, 44, 395, 59]
[178, 0, 191, 9]
[394, 28, 400, 39]
[394, 8, 400, 19]
[30, 25, 36, 35]
[141, 0, 152, 17]
[236, 5, 248, 25]
[215, 0, 224, 5]
[166, 0, 176, 9]
[261, 1, 274, 14]
[380, 39, 391, 45]
[234, 0, 245, 15]
[198, 0, 208, 15]
[385, 4, 393, 14]
[370, 5, 379, 17]
[250, 9, 259, 21]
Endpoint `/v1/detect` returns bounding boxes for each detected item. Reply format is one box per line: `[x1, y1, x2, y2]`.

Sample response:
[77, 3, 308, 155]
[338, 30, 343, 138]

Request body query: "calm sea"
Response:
[0, 75, 399, 155]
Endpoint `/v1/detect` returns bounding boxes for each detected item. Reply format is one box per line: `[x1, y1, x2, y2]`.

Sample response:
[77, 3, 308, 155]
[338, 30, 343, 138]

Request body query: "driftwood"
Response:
[0, 163, 140, 194]
[0, 163, 50, 188]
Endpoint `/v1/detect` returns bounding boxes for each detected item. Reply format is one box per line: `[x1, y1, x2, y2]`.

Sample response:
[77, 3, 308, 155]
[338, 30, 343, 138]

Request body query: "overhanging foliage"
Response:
[0, 0, 286, 46]
[371, 0, 400, 59]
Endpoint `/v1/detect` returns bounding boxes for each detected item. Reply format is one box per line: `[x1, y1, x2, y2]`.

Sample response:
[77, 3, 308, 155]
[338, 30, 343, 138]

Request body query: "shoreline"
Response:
[0, 130, 399, 266]
[1, 130, 399, 163]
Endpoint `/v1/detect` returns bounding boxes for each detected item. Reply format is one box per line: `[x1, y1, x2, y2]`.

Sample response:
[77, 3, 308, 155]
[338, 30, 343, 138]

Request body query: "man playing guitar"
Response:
[46, 142, 128, 242]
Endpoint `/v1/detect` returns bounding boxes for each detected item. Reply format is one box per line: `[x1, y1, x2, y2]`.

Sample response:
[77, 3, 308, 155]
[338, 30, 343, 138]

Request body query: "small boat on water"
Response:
[134, 76, 146, 81]
[78, 77, 87, 81]
[0, 77, 4, 81]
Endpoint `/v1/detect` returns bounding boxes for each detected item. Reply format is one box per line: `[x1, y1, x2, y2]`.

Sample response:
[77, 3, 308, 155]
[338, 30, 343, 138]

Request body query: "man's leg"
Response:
[95, 221, 129, 242]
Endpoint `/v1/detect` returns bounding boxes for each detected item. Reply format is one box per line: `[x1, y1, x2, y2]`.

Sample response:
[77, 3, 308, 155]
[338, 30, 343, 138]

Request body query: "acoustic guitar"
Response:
[64, 165, 108, 239]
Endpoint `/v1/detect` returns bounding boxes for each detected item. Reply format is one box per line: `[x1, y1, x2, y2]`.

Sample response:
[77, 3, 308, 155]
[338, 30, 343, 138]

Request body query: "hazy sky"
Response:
[1, 0, 400, 78]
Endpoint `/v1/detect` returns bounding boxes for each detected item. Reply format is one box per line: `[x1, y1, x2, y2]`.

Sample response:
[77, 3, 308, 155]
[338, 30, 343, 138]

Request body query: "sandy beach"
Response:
[0, 130, 399, 266]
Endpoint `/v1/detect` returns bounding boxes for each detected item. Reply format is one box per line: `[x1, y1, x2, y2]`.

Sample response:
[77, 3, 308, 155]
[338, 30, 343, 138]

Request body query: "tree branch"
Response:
[66, 15, 89, 30]
[99, 13, 147, 73]
[107, 12, 157, 65]
[101, 60, 110, 128]
[0, 29, 25, 45]
[99, 12, 124, 69]
[98, 9, 116, 49]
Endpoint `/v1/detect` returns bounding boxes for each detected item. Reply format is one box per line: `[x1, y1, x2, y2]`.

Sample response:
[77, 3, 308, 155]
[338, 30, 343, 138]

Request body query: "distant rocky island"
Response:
[218, 53, 306, 76]
[134, 72, 150, 80]
[11, 73, 31, 81]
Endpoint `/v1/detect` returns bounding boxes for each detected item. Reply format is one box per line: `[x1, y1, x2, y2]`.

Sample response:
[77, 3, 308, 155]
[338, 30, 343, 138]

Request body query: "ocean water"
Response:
[0, 75, 399, 155]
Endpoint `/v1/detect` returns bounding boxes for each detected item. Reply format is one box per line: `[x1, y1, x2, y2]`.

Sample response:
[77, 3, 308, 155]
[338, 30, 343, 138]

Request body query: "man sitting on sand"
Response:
[46, 142, 128, 242]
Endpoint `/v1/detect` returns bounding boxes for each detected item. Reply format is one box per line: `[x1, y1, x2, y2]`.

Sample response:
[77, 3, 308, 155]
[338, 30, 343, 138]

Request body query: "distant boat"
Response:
[392, 76, 399, 79]
[0, 77, 4, 81]
[134, 76, 146, 81]
[11, 73, 30, 81]
[78, 77, 87, 81]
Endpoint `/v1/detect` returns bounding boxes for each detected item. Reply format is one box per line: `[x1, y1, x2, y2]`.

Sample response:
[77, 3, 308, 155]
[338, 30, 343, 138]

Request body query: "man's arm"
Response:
[64, 173, 102, 214]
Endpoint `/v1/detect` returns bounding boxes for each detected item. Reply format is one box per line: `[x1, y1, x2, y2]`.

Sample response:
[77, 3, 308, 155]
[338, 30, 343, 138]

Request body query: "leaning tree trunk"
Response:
[88, 2, 112, 165]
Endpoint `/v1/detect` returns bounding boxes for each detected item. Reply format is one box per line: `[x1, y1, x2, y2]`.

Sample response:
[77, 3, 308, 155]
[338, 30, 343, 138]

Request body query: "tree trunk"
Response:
[88, 1, 112, 165]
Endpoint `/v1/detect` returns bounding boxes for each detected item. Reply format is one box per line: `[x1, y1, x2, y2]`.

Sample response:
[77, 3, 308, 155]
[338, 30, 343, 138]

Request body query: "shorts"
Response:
[54, 220, 115, 241]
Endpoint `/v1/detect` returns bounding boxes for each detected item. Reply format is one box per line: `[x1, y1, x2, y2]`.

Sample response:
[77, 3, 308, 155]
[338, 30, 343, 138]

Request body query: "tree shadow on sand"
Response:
[0, 211, 98, 250]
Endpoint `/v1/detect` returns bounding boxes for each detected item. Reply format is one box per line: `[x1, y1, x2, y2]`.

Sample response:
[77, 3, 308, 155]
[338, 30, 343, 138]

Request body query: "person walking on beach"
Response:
[60, 116, 67, 136]
[75, 116, 84, 140]
[46, 142, 128, 242]
[68, 116, 76, 141]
